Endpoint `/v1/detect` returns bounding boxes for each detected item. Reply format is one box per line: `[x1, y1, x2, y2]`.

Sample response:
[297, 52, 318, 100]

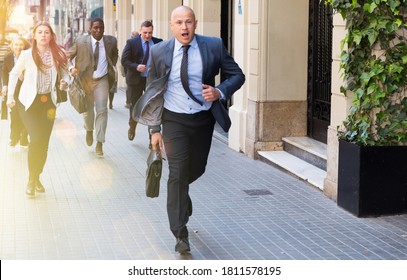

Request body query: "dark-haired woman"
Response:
[7, 22, 70, 197]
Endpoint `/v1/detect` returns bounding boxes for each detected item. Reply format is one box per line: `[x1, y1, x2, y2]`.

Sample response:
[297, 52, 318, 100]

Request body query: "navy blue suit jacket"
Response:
[121, 35, 162, 86]
[133, 34, 245, 132]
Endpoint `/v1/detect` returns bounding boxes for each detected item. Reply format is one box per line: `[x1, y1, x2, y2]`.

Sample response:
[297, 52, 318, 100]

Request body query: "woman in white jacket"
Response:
[7, 21, 70, 197]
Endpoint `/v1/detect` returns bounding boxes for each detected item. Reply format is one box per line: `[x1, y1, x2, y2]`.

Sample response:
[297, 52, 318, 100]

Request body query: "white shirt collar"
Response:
[175, 37, 198, 51]
[91, 35, 102, 46]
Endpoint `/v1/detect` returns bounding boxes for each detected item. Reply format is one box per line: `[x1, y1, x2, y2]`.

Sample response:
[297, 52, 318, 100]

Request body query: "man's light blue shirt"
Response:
[164, 37, 212, 114]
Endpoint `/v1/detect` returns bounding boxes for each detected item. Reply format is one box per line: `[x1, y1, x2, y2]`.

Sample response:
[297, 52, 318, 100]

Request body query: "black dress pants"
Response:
[162, 108, 215, 238]
[9, 82, 28, 144]
[18, 94, 55, 178]
[10, 105, 28, 144]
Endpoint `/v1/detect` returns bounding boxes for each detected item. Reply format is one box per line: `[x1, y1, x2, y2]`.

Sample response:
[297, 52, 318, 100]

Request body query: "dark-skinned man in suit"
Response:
[69, 18, 118, 157]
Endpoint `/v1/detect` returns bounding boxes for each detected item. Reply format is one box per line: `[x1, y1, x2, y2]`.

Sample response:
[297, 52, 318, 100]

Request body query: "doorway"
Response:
[307, 0, 333, 143]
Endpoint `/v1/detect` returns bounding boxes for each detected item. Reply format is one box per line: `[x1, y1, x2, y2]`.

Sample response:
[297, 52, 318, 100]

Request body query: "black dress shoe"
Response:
[175, 237, 190, 253]
[9, 140, 18, 147]
[86, 131, 93, 146]
[35, 179, 45, 193]
[128, 128, 135, 141]
[95, 141, 104, 157]
[20, 139, 29, 147]
[26, 180, 36, 197]
[109, 102, 113, 109]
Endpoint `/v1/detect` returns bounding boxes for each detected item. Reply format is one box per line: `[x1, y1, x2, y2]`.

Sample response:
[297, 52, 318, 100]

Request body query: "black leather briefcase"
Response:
[145, 149, 162, 198]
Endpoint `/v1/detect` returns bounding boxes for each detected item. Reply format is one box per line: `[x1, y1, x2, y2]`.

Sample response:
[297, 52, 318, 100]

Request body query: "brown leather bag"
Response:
[68, 77, 87, 113]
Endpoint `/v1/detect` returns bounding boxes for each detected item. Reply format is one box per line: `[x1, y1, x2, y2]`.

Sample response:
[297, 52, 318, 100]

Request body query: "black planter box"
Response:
[337, 140, 407, 217]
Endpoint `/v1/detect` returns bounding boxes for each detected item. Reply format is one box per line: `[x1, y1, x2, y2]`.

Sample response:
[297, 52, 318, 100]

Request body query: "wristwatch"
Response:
[149, 126, 161, 135]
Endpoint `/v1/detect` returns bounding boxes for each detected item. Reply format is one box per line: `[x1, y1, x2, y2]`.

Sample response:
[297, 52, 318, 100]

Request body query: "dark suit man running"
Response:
[133, 6, 245, 254]
[121, 21, 162, 141]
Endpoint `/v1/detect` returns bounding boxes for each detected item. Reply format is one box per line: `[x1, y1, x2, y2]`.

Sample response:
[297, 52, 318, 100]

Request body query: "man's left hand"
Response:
[202, 84, 220, 102]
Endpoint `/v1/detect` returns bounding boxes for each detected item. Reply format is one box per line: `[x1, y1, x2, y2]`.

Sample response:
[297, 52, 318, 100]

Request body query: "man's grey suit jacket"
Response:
[69, 34, 118, 92]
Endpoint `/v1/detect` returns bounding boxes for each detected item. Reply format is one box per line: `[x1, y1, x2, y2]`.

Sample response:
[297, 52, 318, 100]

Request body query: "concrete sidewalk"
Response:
[1, 89, 407, 260]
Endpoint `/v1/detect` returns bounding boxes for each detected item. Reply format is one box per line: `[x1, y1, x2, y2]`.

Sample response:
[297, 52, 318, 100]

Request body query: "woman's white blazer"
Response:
[7, 48, 69, 110]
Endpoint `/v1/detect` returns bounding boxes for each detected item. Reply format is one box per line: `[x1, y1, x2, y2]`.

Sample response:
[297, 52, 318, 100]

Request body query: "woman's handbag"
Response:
[146, 149, 163, 198]
[68, 77, 87, 113]
[56, 88, 67, 103]
[56, 71, 67, 103]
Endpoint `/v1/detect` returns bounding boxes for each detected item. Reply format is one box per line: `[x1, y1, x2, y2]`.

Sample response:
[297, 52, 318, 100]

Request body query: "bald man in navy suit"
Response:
[134, 6, 245, 254]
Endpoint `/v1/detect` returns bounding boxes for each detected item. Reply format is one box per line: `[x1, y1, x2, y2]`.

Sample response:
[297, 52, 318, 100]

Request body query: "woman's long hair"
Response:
[31, 21, 68, 71]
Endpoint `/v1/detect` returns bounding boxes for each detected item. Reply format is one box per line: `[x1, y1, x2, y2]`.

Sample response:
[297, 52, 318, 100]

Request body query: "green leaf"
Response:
[387, 84, 399, 93]
[355, 88, 365, 99]
[367, 30, 378, 46]
[367, 83, 377, 95]
[389, 0, 402, 12]
[363, 2, 378, 13]
[352, 30, 363, 45]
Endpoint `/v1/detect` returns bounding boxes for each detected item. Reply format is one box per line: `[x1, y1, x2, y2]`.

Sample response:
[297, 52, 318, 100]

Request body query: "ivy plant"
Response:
[325, 0, 407, 146]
